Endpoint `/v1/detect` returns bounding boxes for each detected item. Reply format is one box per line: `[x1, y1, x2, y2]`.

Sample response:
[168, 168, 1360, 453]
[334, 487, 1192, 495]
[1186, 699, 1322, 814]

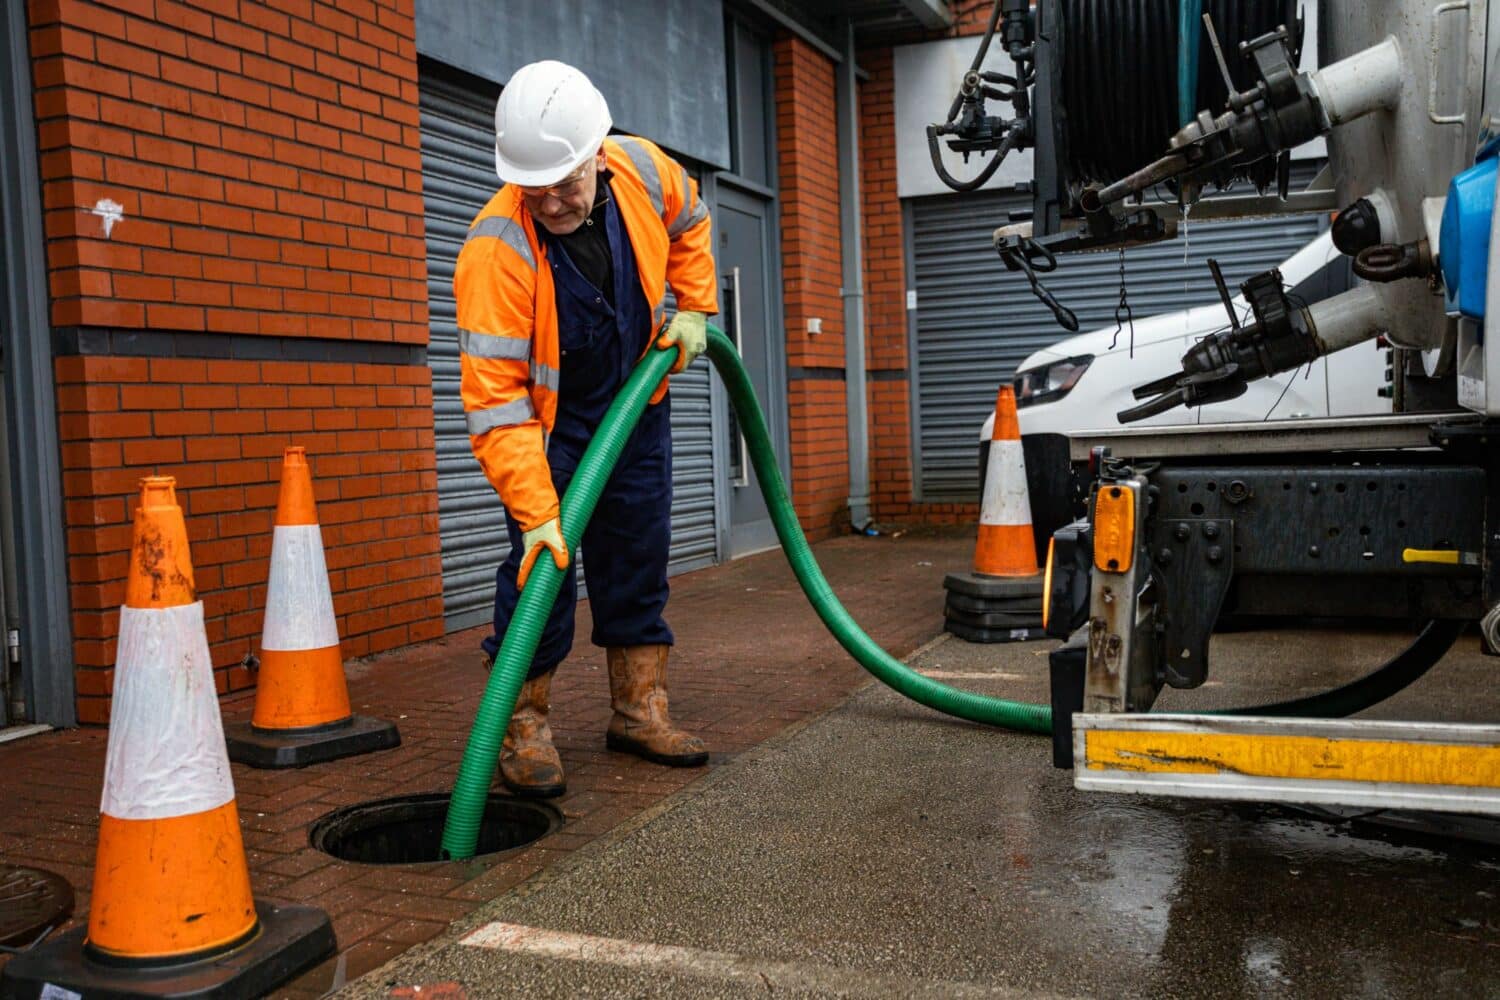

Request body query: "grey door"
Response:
[714, 184, 784, 556]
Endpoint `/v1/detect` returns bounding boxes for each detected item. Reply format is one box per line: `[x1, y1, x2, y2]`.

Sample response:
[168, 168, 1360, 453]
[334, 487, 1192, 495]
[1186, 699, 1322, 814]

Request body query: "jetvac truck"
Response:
[931, 0, 1500, 813]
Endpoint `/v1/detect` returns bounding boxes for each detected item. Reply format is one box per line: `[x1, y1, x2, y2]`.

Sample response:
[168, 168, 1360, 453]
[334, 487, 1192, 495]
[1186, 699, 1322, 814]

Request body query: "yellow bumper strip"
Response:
[1085, 728, 1500, 788]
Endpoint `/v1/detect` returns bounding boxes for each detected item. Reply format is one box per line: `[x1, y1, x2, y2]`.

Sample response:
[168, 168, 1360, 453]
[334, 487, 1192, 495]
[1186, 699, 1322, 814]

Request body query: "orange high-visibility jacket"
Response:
[455, 135, 718, 532]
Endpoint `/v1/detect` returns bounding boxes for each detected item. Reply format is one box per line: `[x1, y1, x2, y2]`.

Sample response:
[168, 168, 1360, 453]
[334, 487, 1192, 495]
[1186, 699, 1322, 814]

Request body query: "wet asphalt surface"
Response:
[337, 624, 1500, 998]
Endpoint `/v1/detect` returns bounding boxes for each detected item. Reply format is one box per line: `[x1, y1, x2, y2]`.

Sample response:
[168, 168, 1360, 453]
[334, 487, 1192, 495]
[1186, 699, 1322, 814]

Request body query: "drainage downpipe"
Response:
[836, 17, 873, 533]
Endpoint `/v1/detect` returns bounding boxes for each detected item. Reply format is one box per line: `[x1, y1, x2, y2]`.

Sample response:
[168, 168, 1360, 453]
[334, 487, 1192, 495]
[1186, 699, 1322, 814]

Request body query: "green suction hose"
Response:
[439, 327, 1455, 859]
[439, 330, 678, 860]
[705, 331, 1051, 735]
[441, 327, 1050, 858]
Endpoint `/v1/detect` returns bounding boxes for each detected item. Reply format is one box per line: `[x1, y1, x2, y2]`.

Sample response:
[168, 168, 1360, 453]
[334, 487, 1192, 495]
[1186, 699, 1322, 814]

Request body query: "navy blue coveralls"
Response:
[482, 182, 674, 678]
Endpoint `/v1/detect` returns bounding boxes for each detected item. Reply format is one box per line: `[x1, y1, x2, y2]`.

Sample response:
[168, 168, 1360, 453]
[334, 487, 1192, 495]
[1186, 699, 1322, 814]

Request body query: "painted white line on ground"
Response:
[460, 921, 1056, 998]
[917, 670, 1030, 681]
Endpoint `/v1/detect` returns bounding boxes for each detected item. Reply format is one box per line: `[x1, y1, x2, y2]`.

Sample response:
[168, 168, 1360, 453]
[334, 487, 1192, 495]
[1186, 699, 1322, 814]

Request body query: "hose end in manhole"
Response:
[310, 793, 560, 865]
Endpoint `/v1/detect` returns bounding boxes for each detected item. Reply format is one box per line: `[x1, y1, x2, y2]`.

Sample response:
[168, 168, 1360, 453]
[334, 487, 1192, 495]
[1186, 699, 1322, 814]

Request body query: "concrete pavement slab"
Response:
[342, 624, 1500, 998]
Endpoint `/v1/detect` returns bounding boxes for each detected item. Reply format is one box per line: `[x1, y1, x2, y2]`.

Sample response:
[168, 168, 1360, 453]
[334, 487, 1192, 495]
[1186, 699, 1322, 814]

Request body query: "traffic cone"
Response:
[224, 447, 399, 768]
[975, 385, 1038, 577]
[942, 386, 1046, 643]
[0, 477, 334, 1000]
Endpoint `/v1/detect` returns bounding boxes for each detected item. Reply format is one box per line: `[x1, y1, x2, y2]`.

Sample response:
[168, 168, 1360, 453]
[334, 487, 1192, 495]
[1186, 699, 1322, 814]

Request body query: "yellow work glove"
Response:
[517, 517, 568, 590]
[657, 310, 707, 374]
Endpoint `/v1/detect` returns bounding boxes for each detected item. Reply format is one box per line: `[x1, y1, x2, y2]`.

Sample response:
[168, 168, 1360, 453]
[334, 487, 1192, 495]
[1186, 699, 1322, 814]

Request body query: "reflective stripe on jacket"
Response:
[455, 134, 717, 531]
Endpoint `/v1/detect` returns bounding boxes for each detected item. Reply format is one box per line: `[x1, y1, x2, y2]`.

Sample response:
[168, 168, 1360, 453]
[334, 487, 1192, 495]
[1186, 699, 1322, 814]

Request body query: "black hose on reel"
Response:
[1055, 0, 1300, 193]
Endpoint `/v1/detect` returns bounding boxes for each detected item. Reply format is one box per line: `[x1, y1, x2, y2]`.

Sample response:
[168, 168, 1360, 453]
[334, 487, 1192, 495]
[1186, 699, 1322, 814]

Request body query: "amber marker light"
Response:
[1093, 485, 1135, 574]
[1042, 536, 1056, 630]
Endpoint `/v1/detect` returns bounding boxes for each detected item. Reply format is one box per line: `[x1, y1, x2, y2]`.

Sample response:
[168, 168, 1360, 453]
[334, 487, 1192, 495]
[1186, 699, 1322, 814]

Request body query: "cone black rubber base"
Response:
[0, 901, 334, 1000]
[224, 714, 400, 769]
[943, 604, 1044, 629]
[943, 571, 1044, 600]
[944, 619, 1050, 643]
[944, 591, 1042, 616]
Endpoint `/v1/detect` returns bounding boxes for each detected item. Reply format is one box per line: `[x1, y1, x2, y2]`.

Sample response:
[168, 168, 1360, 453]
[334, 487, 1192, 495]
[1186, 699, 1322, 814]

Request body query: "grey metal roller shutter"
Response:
[661, 298, 717, 576]
[420, 70, 501, 630]
[420, 66, 718, 631]
[910, 166, 1325, 501]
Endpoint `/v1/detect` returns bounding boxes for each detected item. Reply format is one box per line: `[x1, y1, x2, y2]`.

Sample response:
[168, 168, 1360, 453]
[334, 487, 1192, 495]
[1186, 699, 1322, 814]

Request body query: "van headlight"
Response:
[1013, 354, 1092, 407]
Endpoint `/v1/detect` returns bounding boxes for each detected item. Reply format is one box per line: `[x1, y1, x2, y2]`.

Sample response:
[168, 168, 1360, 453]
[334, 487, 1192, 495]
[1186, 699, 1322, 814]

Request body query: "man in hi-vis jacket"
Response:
[454, 60, 718, 798]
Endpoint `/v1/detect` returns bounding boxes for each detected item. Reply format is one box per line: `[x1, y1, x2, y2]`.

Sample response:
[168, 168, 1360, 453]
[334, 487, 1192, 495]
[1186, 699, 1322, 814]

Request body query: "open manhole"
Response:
[310, 793, 561, 864]
[0, 864, 74, 950]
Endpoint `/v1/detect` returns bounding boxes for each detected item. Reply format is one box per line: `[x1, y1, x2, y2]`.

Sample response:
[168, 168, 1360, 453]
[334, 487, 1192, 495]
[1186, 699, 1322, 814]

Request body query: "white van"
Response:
[979, 231, 1391, 558]
[983, 229, 1391, 443]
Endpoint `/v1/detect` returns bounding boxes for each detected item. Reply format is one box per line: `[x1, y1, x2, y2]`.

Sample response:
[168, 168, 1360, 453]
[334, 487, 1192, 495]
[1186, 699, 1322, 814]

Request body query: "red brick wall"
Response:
[773, 33, 850, 539]
[28, 0, 439, 721]
[953, 3, 996, 32]
[28, 0, 427, 340]
[58, 356, 442, 723]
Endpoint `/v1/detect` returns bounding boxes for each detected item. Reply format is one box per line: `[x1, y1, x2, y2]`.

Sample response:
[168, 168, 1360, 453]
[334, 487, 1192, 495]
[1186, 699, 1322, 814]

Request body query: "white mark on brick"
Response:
[91, 198, 124, 238]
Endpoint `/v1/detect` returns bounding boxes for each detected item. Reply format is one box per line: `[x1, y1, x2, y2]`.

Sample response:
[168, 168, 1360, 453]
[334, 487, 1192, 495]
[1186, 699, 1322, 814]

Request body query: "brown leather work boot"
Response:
[605, 644, 708, 767]
[499, 671, 566, 798]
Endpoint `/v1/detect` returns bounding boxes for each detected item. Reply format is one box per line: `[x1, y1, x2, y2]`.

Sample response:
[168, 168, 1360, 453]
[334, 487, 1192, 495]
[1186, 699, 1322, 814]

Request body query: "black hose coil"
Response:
[1056, 0, 1301, 191]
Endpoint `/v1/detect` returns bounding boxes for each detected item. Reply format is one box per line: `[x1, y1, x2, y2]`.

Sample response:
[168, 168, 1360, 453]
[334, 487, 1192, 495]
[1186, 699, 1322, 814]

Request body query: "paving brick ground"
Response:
[0, 527, 970, 996]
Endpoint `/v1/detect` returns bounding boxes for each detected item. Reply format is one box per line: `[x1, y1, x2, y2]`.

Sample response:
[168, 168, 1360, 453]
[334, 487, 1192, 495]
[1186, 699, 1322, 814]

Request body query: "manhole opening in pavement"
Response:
[0, 864, 75, 949]
[309, 793, 561, 864]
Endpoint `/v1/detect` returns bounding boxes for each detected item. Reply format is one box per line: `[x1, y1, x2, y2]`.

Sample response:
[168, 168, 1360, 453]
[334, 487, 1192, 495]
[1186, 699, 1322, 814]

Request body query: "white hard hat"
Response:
[494, 60, 612, 187]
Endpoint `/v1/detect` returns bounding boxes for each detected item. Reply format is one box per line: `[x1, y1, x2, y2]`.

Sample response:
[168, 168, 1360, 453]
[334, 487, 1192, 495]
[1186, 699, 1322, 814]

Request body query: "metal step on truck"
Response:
[930, 0, 1500, 815]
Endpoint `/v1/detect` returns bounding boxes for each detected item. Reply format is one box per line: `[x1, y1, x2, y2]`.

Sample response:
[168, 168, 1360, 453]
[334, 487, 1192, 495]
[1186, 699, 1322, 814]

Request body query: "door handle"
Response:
[729, 266, 748, 487]
[1428, 0, 1470, 125]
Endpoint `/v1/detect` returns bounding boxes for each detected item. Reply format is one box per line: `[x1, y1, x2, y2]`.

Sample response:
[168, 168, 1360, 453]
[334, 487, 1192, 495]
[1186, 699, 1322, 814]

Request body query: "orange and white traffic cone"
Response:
[0, 477, 334, 999]
[942, 386, 1047, 643]
[974, 385, 1038, 577]
[224, 447, 399, 768]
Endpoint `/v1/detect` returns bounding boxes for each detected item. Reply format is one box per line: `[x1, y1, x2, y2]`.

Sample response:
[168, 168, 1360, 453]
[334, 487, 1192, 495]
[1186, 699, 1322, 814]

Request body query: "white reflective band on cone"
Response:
[101, 602, 235, 820]
[262, 524, 340, 651]
[979, 439, 1030, 526]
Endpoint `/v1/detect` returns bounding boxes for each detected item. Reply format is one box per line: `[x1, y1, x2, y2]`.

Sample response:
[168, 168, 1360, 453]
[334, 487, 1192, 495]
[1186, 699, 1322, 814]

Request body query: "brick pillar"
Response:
[774, 33, 849, 541]
[856, 47, 913, 524]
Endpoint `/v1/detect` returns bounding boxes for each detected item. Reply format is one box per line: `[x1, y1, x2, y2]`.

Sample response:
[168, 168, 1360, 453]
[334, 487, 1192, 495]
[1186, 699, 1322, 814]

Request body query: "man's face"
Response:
[520, 149, 604, 235]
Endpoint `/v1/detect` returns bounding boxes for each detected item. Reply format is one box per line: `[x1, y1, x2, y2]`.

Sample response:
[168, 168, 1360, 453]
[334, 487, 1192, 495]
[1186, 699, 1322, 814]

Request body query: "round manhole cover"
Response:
[0, 864, 74, 949]
[310, 793, 561, 864]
